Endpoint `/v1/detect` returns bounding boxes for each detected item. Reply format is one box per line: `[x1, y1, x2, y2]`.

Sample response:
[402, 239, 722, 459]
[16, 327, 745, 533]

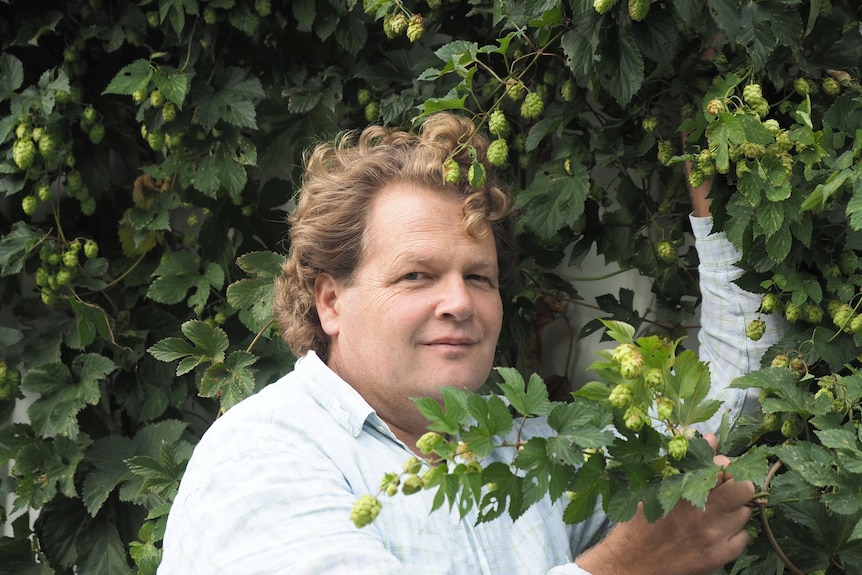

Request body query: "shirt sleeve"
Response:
[690, 214, 784, 433]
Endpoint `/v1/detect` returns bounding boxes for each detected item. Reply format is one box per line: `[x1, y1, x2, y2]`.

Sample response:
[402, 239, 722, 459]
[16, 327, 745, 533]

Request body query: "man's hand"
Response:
[576, 434, 754, 575]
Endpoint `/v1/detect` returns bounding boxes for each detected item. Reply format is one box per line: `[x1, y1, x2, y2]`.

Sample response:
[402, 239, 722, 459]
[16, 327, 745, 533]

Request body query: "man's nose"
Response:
[435, 276, 475, 321]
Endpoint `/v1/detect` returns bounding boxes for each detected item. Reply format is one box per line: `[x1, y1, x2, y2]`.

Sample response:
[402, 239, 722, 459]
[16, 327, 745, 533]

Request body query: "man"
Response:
[158, 112, 772, 574]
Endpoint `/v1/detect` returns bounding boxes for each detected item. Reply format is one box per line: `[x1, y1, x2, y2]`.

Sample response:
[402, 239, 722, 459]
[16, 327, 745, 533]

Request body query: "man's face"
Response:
[316, 182, 503, 439]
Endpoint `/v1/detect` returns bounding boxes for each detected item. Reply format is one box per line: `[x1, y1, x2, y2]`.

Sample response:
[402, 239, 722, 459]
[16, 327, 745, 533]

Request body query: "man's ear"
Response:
[314, 274, 340, 337]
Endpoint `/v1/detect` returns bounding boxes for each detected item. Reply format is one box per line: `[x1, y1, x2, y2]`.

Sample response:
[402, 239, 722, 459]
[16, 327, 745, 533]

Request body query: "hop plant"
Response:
[162, 102, 177, 122]
[760, 293, 779, 314]
[505, 79, 527, 102]
[488, 110, 510, 137]
[21, 195, 38, 215]
[641, 115, 659, 132]
[442, 158, 460, 184]
[657, 140, 674, 165]
[486, 139, 508, 167]
[594, 0, 619, 14]
[822, 77, 841, 97]
[623, 405, 647, 432]
[416, 431, 443, 454]
[667, 435, 688, 460]
[657, 241, 676, 263]
[742, 83, 769, 117]
[356, 88, 372, 106]
[350, 494, 382, 528]
[746, 319, 766, 341]
[520, 92, 544, 119]
[793, 77, 810, 96]
[401, 474, 424, 495]
[608, 383, 633, 409]
[628, 0, 649, 21]
[150, 89, 166, 108]
[656, 396, 673, 420]
[364, 101, 380, 123]
[561, 78, 576, 102]
[389, 12, 408, 34]
[12, 138, 36, 170]
[406, 14, 424, 42]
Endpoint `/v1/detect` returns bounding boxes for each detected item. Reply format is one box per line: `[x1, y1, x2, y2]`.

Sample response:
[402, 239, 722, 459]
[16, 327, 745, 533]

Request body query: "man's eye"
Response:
[403, 272, 423, 281]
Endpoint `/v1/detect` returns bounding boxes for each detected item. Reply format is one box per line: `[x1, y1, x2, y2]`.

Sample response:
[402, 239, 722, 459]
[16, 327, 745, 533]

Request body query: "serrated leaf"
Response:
[200, 350, 257, 411]
[597, 22, 644, 106]
[414, 388, 468, 435]
[0, 221, 42, 277]
[102, 59, 152, 96]
[81, 436, 136, 516]
[76, 522, 135, 575]
[0, 53, 24, 101]
[194, 67, 263, 131]
[152, 68, 189, 107]
[495, 368, 553, 417]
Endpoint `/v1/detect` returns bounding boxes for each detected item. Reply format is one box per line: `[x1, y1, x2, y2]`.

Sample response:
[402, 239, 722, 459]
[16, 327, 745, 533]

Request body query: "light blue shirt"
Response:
[158, 218, 779, 574]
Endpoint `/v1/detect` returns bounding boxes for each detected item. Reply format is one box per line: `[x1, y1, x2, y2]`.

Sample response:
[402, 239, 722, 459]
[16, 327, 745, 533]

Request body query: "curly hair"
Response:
[272, 112, 516, 360]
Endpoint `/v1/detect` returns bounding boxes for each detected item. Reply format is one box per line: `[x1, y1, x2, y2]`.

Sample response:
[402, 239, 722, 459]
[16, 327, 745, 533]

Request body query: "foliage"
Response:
[1, 0, 862, 573]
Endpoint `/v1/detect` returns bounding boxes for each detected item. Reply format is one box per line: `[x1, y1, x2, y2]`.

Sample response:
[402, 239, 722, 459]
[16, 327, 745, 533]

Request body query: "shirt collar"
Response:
[296, 351, 385, 439]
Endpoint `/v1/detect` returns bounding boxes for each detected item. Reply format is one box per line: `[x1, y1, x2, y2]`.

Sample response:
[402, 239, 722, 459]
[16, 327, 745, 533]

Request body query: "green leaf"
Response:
[102, 59, 152, 96]
[0, 222, 41, 277]
[76, 522, 135, 575]
[596, 22, 644, 106]
[562, 454, 605, 524]
[147, 251, 224, 313]
[414, 388, 468, 435]
[495, 368, 553, 417]
[200, 350, 257, 411]
[292, 0, 316, 30]
[152, 68, 190, 107]
[194, 67, 264, 131]
[515, 162, 589, 240]
[664, 350, 719, 427]
[0, 53, 24, 101]
[81, 436, 136, 516]
[335, 14, 367, 55]
[147, 320, 229, 376]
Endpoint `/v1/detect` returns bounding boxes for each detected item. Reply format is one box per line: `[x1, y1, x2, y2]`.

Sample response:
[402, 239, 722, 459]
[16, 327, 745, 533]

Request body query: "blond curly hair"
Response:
[272, 112, 515, 360]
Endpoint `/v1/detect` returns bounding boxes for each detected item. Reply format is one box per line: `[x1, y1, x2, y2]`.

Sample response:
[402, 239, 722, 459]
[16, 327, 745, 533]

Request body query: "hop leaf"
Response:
[350, 494, 382, 528]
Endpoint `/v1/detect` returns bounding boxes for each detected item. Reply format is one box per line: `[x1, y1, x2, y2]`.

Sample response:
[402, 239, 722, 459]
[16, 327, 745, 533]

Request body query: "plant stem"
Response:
[759, 459, 804, 575]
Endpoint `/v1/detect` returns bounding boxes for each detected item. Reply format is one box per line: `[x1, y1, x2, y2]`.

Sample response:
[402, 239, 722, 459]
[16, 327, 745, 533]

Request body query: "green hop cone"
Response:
[780, 417, 802, 438]
[402, 456, 422, 475]
[657, 241, 676, 263]
[38, 132, 59, 161]
[657, 140, 673, 166]
[255, 0, 271, 17]
[389, 12, 408, 34]
[608, 383, 633, 409]
[594, 0, 619, 14]
[82, 106, 98, 125]
[150, 89, 166, 108]
[364, 101, 380, 123]
[357, 88, 372, 106]
[350, 494, 382, 528]
[442, 158, 460, 184]
[746, 319, 766, 341]
[793, 77, 810, 96]
[850, 314, 862, 334]
[643, 367, 663, 389]
[628, 0, 649, 21]
[656, 397, 673, 420]
[13, 138, 36, 170]
[520, 92, 544, 120]
[416, 431, 443, 454]
[406, 14, 423, 42]
[84, 239, 99, 260]
[467, 161, 486, 187]
[488, 110, 509, 138]
[706, 97, 724, 116]
[162, 102, 177, 122]
[36, 181, 52, 202]
[132, 87, 147, 103]
[822, 77, 841, 97]
[62, 249, 79, 268]
[803, 302, 824, 324]
[487, 139, 508, 167]
[203, 7, 217, 24]
[505, 79, 526, 102]
[667, 435, 688, 460]
[21, 195, 38, 216]
[641, 115, 659, 132]
[742, 83, 764, 104]
[89, 123, 105, 144]
[623, 405, 647, 432]
[560, 78, 576, 102]
[56, 268, 74, 286]
[147, 131, 165, 151]
[760, 293, 779, 314]
[401, 473, 424, 495]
